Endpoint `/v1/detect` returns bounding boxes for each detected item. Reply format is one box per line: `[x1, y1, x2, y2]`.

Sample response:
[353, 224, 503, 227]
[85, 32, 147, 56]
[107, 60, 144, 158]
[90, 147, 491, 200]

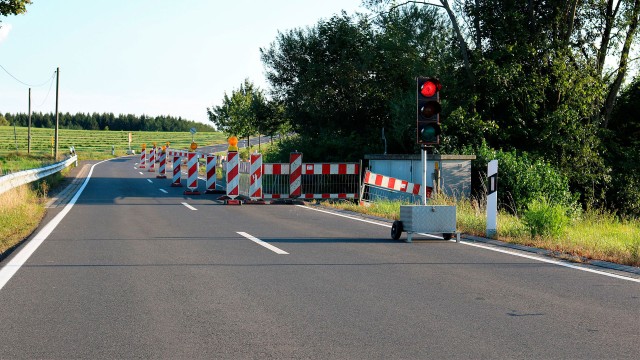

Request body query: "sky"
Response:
[0, 0, 368, 124]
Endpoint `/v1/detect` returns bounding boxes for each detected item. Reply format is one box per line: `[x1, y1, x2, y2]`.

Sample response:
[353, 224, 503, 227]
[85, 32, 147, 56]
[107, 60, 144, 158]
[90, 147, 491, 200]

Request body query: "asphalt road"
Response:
[0, 156, 639, 359]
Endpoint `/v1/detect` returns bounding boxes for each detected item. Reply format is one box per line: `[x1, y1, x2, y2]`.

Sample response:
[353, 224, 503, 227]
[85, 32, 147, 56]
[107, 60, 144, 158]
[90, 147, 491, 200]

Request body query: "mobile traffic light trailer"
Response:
[391, 205, 459, 243]
[387, 77, 459, 242]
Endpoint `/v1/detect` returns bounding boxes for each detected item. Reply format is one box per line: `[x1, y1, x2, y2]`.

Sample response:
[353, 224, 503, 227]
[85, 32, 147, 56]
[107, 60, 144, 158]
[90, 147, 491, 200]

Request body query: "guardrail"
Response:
[0, 155, 78, 196]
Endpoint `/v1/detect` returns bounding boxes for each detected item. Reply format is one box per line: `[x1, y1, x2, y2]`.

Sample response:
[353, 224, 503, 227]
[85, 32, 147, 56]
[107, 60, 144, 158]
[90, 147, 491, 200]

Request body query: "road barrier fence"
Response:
[164, 149, 432, 205]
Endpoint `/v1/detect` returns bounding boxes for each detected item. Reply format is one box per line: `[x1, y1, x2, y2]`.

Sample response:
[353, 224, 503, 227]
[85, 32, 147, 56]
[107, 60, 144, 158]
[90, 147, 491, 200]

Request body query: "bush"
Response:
[609, 173, 640, 218]
[239, 146, 251, 161]
[522, 196, 570, 238]
[470, 141, 578, 215]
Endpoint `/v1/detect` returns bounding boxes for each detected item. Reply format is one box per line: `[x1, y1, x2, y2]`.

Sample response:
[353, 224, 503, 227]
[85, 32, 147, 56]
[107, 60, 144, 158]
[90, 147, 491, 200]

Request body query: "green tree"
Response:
[606, 75, 640, 217]
[366, 0, 640, 208]
[250, 93, 290, 140]
[261, 10, 449, 159]
[0, 0, 30, 19]
[1, 111, 215, 132]
[207, 79, 260, 143]
[261, 13, 383, 158]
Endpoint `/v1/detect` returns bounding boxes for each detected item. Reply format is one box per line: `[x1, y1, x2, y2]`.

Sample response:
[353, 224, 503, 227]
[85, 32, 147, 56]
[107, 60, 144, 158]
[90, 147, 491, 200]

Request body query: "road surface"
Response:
[1, 156, 638, 359]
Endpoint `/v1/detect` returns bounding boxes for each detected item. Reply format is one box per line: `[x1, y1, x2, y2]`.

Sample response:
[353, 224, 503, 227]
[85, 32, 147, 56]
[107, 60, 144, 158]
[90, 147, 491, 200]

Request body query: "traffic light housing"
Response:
[416, 77, 442, 145]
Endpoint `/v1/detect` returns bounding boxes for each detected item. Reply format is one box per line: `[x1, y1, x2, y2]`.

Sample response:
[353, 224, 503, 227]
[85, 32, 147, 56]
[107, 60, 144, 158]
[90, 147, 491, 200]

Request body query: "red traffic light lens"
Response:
[420, 79, 441, 97]
[420, 82, 436, 97]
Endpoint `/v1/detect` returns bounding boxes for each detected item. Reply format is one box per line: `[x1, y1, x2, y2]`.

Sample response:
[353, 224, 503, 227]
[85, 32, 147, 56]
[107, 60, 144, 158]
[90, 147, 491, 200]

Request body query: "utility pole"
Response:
[54, 67, 59, 160]
[28, 88, 31, 154]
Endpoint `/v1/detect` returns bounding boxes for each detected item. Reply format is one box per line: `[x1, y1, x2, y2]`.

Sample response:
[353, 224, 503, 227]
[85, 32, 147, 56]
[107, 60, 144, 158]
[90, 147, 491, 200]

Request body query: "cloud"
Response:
[0, 24, 12, 43]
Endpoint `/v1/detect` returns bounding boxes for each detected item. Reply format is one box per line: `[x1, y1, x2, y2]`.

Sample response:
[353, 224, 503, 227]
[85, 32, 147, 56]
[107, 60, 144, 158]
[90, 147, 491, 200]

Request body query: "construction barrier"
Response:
[249, 153, 263, 200]
[261, 157, 360, 200]
[158, 146, 359, 203]
[226, 151, 239, 199]
[148, 147, 156, 172]
[360, 170, 431, 204]
[171, 155, 182, 187]
[205, 154, 218, 194]
[184, 151, 200, 195]
[167, 149, 191, 158]
[139, 149, 146, 169]
[289, 152, 302, 198]
[156, 149, 167, 178]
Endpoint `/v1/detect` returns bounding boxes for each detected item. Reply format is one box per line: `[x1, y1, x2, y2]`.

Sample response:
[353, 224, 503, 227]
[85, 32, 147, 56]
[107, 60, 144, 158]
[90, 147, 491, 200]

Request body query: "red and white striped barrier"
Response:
[148, 147, 156, 172]
[264, 163, 290, 175]
[261, 159, 360, 200]
[263, 193, 358, 200]
[168, 149, 205, 158]
[263, 163, 360, 175]
[183, 151, 200, 195]
[205, 154, 218, 194]
[171, 155, 182, 187]
[363, 170, 431, 197]
[156, 149, 167, 178]
[289, 152, 302, 198]
[250, 153, 263, 200]
[226, 151, 239, 199]
[139, 149, 146, 168]
[302, 163, 359, 175]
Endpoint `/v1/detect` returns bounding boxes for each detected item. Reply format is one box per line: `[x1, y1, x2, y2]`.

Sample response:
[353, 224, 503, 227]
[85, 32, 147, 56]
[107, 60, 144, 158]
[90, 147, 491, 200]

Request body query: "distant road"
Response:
[0, 156, 638, 359]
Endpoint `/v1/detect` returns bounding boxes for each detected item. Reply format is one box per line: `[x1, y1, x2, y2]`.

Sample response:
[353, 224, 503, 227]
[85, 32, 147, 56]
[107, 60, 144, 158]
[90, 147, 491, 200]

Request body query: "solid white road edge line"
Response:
[0, 158, 110, 292]
[461, 241, 640, 283]
[296, 205, 394, 228]
[295, 205, 640, 284]
[237, 231, 289, 255]
[181, 202, 197, 211]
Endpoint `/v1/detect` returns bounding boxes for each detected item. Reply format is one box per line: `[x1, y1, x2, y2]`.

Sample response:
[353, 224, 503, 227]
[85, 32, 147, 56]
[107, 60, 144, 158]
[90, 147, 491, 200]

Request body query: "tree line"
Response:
[1, 112, 216, 132]
[208, 1, 640, 217]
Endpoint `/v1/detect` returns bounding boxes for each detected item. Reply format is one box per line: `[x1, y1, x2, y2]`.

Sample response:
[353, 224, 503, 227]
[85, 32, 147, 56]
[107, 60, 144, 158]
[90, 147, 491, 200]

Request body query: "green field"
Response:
[0, 126, 227, 163]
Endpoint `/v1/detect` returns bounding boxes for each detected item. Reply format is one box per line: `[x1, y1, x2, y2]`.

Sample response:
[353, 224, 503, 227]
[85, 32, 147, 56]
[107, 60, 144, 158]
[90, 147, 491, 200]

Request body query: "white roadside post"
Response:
[486, 160, 498, 238]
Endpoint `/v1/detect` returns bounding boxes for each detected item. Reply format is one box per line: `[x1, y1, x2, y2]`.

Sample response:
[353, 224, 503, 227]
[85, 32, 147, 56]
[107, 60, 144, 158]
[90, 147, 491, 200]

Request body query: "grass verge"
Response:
[323, 198, 640, 267]
[0, 152, 58, 174]
[0, 165, 67, 258]
[0, 185, 47, 256]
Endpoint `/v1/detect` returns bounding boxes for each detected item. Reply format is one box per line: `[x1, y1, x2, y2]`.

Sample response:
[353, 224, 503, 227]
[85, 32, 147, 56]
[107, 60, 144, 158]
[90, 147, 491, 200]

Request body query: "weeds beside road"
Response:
[0, 172, 63, 257]
[325, 198, 640, 267]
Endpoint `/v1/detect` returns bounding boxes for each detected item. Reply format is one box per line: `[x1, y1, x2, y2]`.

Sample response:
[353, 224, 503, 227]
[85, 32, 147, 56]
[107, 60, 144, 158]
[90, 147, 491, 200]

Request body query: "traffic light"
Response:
[416, 77, 442, 145]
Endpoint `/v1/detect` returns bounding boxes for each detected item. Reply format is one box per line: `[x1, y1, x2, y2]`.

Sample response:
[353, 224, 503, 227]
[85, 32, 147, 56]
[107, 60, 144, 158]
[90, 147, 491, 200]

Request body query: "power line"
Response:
[33, 73, 56, 108]
[0, 64, 55, 87]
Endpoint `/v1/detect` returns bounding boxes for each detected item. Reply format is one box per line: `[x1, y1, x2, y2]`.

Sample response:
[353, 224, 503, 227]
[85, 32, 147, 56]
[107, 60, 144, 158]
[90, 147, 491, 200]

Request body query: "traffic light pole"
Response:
[421, 145, 428, 205]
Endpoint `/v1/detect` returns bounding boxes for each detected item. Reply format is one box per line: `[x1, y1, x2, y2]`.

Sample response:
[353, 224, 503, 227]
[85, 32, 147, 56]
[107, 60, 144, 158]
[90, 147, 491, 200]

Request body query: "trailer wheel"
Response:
[391, 221, 403, 240]
[443, 233, 453, 240]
